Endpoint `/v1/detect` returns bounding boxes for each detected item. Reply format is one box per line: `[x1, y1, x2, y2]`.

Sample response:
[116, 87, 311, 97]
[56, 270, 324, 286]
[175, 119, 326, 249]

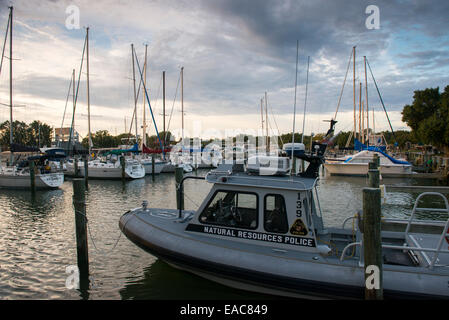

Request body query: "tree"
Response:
[401, 86, 449, 149]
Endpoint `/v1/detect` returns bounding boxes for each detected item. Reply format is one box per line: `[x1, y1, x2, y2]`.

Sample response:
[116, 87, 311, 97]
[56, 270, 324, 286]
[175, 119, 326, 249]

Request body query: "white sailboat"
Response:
[324, 149, 412, 176]
[0, 7, 64, 190]
[67, 158, 145, 179]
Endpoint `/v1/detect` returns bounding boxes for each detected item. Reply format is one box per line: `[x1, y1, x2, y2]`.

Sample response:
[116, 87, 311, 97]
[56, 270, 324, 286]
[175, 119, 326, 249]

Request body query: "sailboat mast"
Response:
[260, 98, 264, 136]
[181, 66, 184, 141]
[72, 69, 75, 142]
[364, 56, 369, 144]
[265, 91, 269, 153]
[9, 6, 13, 157]
[86, 27, 92, 157]
[131, 43, 138, 145]
[359, 82, 362, 142]
[142, 44, 148, 148]
[163, 70, 166, 153]
[352, 46, 356, 142]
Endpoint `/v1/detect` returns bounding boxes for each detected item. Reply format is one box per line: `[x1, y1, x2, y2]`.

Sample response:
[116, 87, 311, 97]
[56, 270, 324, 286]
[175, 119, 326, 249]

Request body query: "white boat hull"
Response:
[324, 162, 412, 176]
[66, 162, 145, 179]
[141, 162, 166, 175]
[0, 172, 64, 189]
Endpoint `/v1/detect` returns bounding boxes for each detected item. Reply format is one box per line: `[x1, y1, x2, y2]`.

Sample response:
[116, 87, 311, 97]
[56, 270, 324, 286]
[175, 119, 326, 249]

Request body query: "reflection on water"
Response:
[0, 169, 447, 299]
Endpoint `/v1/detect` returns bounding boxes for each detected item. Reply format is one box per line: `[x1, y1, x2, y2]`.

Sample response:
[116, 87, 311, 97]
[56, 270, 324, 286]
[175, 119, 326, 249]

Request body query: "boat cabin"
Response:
[184, 162, 330, 254]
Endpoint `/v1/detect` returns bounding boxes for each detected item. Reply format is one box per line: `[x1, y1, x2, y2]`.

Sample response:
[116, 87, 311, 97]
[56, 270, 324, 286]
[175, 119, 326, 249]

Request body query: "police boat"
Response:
[119, 144, 449, 299]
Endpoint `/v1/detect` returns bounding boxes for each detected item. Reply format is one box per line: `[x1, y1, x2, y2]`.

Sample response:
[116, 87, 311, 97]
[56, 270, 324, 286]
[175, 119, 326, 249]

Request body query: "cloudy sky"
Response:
[0, 0, 448, 141]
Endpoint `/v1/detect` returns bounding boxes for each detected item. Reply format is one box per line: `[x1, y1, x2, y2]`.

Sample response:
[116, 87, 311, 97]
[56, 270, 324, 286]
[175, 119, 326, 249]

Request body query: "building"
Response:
[53, 127, 79, 144]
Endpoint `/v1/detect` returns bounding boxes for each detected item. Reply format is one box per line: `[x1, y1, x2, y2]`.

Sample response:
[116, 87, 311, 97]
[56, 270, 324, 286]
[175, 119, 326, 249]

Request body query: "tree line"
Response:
[0, 120, 52, 149]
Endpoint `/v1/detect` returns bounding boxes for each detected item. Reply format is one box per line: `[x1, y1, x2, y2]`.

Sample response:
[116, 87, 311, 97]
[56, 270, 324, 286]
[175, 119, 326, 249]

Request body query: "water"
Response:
[0, 169, 446, 299]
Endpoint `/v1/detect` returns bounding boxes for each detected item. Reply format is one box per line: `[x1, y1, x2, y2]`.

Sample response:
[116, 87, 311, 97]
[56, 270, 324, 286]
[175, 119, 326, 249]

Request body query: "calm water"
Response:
[0, 169, 445, 299]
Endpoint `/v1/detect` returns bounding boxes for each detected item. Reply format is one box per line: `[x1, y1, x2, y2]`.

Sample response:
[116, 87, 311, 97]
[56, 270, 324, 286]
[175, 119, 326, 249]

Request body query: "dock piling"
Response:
[29, 160, 36, 193]
[120, 156, 125, 182]
[83, 156, 89, 189]
[175, 166, 184, 211]
[72, 179, 89, 289]
[362, 187, 383, 300]
[368, 161, 380, 188]
[151, 154, 155, 180]
[74, 156, 79, 177]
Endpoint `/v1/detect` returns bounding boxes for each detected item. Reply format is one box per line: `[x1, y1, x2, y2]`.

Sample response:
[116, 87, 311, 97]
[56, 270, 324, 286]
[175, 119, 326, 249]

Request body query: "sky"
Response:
[0, 0, 448, 141]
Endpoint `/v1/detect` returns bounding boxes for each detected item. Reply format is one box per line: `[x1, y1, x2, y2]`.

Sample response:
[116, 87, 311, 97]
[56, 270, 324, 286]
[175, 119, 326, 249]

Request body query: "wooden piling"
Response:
[60, 159, 64, 173]
[72, 179, 89, 288]
[29, 160, 35, 192]
[363, 187, 383, 300]
[151, 154, 155, 179]
[175, 166, 184, 211]
[74, 156, 79, 177]
[368, 162, 380, 188]
[83, 157, 89, 189]
[120, 156, 125, 182]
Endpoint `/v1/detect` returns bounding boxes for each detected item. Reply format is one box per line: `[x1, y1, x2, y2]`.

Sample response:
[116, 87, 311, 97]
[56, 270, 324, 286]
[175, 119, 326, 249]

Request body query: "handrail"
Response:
[340, 241, 362, 261]
[404, 192, 449, 269]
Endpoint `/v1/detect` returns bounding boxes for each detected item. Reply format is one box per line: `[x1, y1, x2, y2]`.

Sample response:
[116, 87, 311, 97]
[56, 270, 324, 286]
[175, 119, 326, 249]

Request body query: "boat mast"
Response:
[131, 43, 138, 145]
[142, 44, 148, 149]
[9, 6, 13, 163]
[352, 46, 356, 143]
[265, 91, 269, 154]
[181, 66, 184, 141]
[86, 27, 92, 157]
[364, 56, 369, 145]
[260, 98, 264, 138]
[72, 69, 75, 143]
[163, 70, 166, 156]
[290, 40, 299, 175]
[359, 82, 362, 143]
[301, 56, 310, 144]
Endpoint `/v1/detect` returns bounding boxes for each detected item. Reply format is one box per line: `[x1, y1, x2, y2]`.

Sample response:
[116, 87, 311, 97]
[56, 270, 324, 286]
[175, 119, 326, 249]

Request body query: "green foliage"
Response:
[401, 86, 449, 148]
[0, 120, 52, 148]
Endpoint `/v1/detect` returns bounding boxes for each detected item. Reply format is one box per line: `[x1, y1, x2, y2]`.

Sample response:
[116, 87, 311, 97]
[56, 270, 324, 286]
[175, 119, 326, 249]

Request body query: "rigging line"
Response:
[165, 70, 181, 145]
[58, 75, 73, 147]
[0, 12, 10, 78]
[68, 33, 88, 150]
[268, 98, 283, 145]
[133, 48, 165, 155]
[366, 58, 396, 141]
[149, 71, 163, 135]
[333, 48, 353, 121]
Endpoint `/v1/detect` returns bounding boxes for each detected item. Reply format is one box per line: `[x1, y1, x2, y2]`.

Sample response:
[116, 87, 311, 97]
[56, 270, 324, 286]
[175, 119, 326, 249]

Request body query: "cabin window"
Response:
[264, 194, 289, 234]
[199, 190, 258, 229]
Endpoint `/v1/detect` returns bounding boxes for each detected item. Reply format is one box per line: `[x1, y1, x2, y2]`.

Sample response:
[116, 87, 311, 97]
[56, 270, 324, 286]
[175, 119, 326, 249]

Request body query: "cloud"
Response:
[0, 0, 448, 139]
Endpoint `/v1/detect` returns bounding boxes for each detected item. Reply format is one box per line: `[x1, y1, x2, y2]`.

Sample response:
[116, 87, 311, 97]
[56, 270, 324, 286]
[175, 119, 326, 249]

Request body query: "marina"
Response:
[0, 165, 447, 299]
[0, 1, 448, 304]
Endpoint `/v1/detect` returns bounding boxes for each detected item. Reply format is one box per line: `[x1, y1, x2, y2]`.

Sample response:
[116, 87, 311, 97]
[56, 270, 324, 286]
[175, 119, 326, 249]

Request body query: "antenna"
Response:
[290, 40, 299, 175]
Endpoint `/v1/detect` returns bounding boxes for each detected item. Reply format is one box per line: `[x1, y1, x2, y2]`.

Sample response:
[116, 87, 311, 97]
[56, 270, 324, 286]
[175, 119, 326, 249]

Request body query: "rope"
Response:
[73, 208, 125, 256]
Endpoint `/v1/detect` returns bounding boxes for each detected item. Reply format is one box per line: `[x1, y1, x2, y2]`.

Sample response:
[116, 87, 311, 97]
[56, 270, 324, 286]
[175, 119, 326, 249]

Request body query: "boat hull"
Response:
[0, 172, 64, 189]
[324, 162, 412, 177]
[119, 208, 449, 299]
[142, 162, 165, 175]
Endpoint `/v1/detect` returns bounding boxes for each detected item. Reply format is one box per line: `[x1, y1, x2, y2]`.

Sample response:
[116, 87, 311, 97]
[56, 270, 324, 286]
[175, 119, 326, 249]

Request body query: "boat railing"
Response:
[340, 192, 449, 269]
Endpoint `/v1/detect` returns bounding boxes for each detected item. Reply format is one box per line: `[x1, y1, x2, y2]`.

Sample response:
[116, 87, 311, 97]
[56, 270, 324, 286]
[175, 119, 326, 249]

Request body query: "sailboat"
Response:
[323, 48, 412, 177]
[0, 7, 64, 189]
